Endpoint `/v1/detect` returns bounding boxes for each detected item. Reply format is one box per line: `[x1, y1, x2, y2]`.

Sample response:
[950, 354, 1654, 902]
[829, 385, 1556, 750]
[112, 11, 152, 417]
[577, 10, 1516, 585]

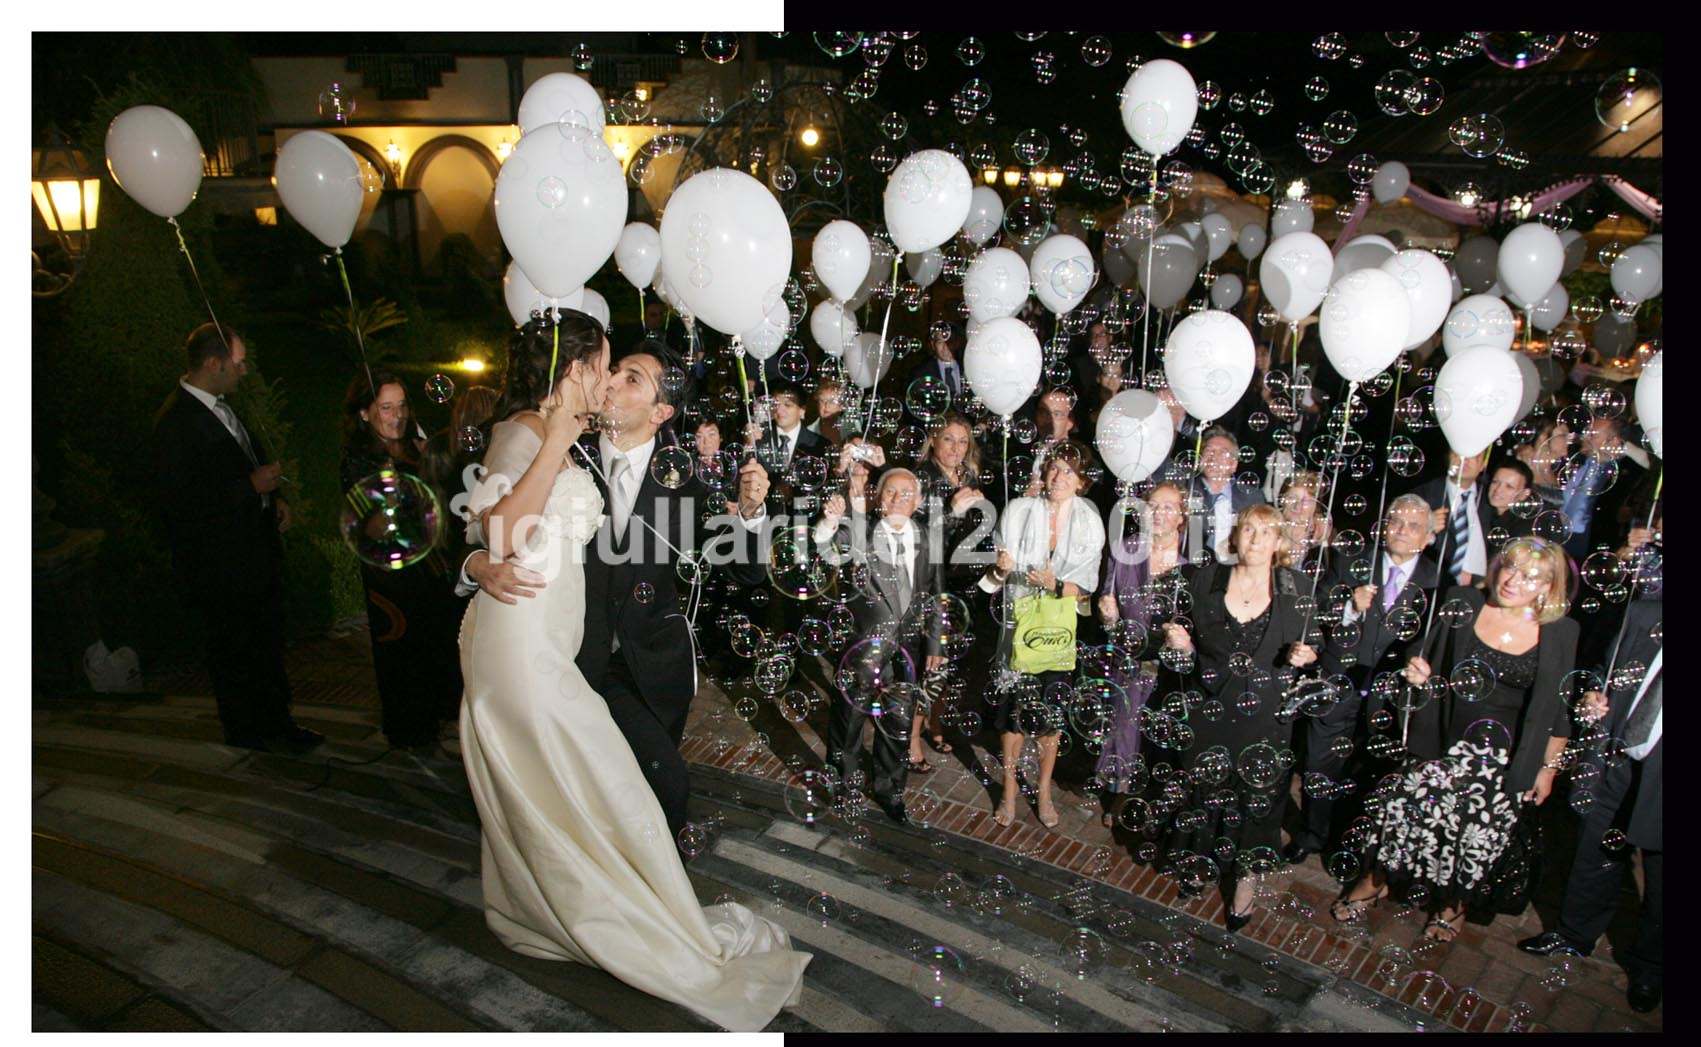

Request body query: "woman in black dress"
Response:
[1331, 537, 1577, 942]
[341, 372, 462, 751]
[1159, 503, 1319, 930]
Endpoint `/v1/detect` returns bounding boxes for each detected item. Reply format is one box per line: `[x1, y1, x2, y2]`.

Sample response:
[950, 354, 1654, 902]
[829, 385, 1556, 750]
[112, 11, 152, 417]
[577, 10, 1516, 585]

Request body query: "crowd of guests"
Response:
[150, 299, 1664, 1014]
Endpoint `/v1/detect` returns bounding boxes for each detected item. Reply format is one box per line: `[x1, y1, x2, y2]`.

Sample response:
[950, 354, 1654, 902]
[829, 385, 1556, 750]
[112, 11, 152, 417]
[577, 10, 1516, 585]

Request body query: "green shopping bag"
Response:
[1010, 594, 1079, 674]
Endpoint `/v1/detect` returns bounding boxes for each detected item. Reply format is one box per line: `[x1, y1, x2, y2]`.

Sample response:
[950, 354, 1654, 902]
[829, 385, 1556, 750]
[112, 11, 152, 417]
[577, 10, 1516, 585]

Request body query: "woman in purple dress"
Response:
[1093, 481, 1191, 827]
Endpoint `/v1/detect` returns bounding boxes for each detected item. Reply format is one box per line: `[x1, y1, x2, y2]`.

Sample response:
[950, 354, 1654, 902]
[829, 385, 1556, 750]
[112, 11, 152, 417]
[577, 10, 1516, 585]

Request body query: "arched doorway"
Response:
[329, 134, 388, 237]
[405, 135, 502, 276]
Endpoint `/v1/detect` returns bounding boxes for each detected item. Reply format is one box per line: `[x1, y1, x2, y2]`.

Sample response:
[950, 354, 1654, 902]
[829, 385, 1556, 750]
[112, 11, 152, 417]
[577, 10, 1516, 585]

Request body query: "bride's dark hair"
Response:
[490, 309, 606, 423]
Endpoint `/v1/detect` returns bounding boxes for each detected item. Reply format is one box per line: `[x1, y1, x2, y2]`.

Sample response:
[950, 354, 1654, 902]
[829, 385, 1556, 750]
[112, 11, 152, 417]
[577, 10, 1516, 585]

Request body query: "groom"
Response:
[465, 339, 772, 842]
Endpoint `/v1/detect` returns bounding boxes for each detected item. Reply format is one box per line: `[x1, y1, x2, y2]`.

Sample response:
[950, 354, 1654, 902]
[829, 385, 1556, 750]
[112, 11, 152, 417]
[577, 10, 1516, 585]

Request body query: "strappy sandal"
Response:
[927, 734, 954, 755]
[994, 799, 1017, 827]
[906, 757, 935, 775]
[1037, 798, 1061, 829]
[1330, 886, 1388, 923]
[1423, 912, 1462, 943]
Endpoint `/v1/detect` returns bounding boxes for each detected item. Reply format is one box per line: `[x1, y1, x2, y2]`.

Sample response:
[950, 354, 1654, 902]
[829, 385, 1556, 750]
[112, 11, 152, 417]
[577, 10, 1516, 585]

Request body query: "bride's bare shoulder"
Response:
[505, 411, 546, 440]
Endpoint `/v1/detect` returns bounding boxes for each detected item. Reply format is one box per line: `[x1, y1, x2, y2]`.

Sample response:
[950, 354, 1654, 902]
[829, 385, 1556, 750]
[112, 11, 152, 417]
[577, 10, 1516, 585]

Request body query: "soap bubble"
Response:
[910, 944, 967, 1007]
[424, 372, 455, 404]
[340, 468, 443, 570]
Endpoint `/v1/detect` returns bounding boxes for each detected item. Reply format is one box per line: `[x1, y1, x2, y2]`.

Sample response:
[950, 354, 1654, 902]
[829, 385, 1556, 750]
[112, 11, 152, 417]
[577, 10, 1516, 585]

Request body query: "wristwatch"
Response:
[1053, 578, 1065, 598]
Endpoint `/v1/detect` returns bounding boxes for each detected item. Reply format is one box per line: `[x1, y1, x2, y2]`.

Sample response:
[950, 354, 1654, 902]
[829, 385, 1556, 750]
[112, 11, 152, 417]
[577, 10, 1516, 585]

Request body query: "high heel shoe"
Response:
[1225, 908, 1254, 934]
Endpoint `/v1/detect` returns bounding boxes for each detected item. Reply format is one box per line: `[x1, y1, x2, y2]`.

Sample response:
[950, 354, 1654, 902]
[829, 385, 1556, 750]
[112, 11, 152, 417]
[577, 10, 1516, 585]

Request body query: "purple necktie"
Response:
[1383, 564, 1406, 611]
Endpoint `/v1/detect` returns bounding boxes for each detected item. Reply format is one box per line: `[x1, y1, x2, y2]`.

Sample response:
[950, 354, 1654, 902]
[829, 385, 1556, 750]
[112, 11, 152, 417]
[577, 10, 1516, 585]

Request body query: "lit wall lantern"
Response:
[799, 125, 821, 148]
[1045, 168, 1064, 189]
[1002, 168, 1021, 188]
[982, 166, 999, 185]
[496, 137, 513, 162]
[31, 132, 101, 297]
[254, 206, 278, 226]
[385, 139, 403, 182]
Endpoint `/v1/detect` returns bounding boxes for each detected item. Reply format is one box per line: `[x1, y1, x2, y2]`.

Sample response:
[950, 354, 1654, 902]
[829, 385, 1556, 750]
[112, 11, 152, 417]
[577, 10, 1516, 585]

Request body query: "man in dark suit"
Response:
[908, 323, 968, 422]
[814, 467, 944, 824]
[151, 323, 322, 754]
[1560, 414, 1648, 559]
[1189, 426, 1267, 562]
[1520, 598, 1662, 1012]
[1412, 449, 1494, 588]
[464, 340, 772, 842]
[1286, 493, 1439, 862]
[1483, 458, 1537, 555]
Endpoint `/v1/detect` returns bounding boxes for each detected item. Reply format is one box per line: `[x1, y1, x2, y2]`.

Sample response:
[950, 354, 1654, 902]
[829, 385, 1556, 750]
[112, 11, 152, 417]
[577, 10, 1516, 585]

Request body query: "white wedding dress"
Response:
[457, 420, 810, 1031]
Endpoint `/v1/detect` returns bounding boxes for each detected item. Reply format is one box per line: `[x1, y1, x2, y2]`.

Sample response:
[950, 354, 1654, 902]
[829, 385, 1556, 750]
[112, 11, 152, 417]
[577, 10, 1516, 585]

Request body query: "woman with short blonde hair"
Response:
[1332, 536, 1578, 943]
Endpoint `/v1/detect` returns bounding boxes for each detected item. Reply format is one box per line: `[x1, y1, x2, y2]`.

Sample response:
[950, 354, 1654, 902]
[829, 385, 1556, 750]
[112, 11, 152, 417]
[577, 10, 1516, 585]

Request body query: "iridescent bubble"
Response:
[784, 769, 836, 825]
[1304, 76, 1330, 102]
[1374, 70, 1417, 116]
[423, 372, 454, 404]
[1449, 114, 1506, 158]
[1323, 110, 1359, 144]
[1081, 36, 1113, 67]
[1597, 68, 1661, 133]
[813, 156, 844, 188]
[701, 33, 739, 63]
[957, 37, 985, 67]
[1158, 32, 1216, 49]
[650, 445, 694, 489]
[340, 468, 443, 570]
[316, 82, 357, 124]
[1014, 128, 1050, 165]
[910, 944, 967, 1007]
[1481, 32, 1566, 69]
[1405, 77, 1444, 116]
[815, 31, 862, 58]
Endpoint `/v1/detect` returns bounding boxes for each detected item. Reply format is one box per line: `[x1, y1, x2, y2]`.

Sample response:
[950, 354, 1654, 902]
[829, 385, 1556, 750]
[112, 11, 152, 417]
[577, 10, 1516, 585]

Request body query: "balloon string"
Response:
[1401, 459, 1462, 750]
[1190, 420, 1208, 564]
[546, 319, 560, 401]
[168, 217, 230, 355]
[1137, 159, 1160, 388]
[1366, 356, 1408, 570]
[1300, 380, 1357, 638]
[733, 338, 755, 439]
[331, 248, 376, 398]
[865, 254, 901, 435]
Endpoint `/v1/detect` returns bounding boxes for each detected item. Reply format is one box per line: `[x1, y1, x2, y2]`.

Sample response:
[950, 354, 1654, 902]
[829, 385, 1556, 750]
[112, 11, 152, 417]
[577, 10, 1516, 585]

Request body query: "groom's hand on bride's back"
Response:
[466, 550, 547, 604]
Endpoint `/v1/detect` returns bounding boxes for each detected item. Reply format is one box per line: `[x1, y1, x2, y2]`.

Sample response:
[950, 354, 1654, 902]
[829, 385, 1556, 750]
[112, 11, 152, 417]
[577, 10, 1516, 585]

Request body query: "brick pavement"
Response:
[139, 632, 1661, 1033]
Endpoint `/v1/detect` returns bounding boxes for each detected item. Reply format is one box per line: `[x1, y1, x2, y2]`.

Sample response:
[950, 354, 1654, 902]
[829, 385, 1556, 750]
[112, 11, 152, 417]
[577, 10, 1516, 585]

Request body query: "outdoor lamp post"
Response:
[31, 131, 101, 298]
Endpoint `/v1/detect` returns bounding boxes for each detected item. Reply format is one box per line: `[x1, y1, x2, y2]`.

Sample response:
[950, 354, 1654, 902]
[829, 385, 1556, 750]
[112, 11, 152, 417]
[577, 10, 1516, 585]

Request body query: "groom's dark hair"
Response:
[617, 337, 694, 410]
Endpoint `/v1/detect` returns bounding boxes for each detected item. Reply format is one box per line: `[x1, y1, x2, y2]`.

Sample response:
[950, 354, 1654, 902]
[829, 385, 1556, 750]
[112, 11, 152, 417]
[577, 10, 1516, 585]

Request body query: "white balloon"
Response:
[1528, 283, 1569, 332]
[1497, 223, 1565, 307]
[847, 237, 897, 310]
[1511, 350, 1542, 424]
[1371, 161, 1409, 204]
[1177, 221, 1209, 270]
[1331, 234, 1397, 287]
[739, 297, 792, 361]
[1119, 58, 1198, 157]
[812, 220, 872, 303]
[884, 149, 974, 254]
[516, 72, 606, 137]
[1270, 198, 1315, 238]
[1237, 222, 1268, 260]
[579, 288, 612, 333]
[614, 222, 661, 291]
[494, 124, 626, 298]
[961, 185, 1005, 247]
[965, 247, 1032, 322]
[1319, 268, 1411, 382]
[1201, 213, 1234, 262]
[905, 247, 944, 288]
[502, 261, 549, 326]
[1635, 350, 1662, 458]
[273, 130, 363, 249]
[1095, 389, 1175, 484]
[1102, 243, 1137, 289]
[1452, 235, 1500, 295]
[1259, 231, 1332, 322]
[1163, 310, 1255, 423]
[658, 168, 791, 336]
[1209, 272, 1245, 310]
[1379, 249, 1452, 351]
[1028, 234, 1096, 314]
[1559, 228, 1588, 277]
[1137, 233, 1198, 311]
[844, 331, 895, 390]
[809, 299, 859, 358]
[1441, 294, 1517, 355]
[964, 316, 1043, 417]
[1449, 267, 1464, 303]
[105, 105, 204, 219]
[1610, 244, 1662, 303]
[1434, 345, 1523, 457]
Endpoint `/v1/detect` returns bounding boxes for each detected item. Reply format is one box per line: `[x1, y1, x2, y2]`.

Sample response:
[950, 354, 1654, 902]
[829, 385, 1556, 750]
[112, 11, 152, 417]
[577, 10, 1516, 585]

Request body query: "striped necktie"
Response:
[1446, 491, 1470, 581]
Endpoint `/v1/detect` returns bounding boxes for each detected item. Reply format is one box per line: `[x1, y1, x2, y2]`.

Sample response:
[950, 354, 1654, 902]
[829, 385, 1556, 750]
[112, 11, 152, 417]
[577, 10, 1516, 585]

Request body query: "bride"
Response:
[457, 312, 810, 1031]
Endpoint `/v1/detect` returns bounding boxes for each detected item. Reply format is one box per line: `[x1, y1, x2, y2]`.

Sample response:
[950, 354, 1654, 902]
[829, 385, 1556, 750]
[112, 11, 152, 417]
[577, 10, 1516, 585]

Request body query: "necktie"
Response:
[1383, 562, 1406, 611]
[214, 399, 258, 466]
[778, 433, 793, 464]
[1621, 667, 1662, 748]
[609, 453, 635, 535]
[943, 363, 960, 398]
[1447, 491, 1470, 580]
[889, 529, 912, 611]
[1566, 459, 1600, 535]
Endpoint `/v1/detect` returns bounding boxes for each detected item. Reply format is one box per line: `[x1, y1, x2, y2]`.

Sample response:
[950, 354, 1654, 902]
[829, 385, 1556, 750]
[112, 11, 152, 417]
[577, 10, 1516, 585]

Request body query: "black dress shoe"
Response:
[1627, 980, 1661, 1013]
[1225, 907, 1254, 934]
[879, 801, 909, 825]
[1517, 931, 1590, 958]
[1282, 842, 1316, 865]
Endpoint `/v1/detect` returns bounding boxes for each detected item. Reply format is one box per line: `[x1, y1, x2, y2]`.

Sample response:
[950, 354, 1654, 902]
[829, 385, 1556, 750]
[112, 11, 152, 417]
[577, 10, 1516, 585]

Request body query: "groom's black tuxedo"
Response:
[574, 432, 767, 840]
